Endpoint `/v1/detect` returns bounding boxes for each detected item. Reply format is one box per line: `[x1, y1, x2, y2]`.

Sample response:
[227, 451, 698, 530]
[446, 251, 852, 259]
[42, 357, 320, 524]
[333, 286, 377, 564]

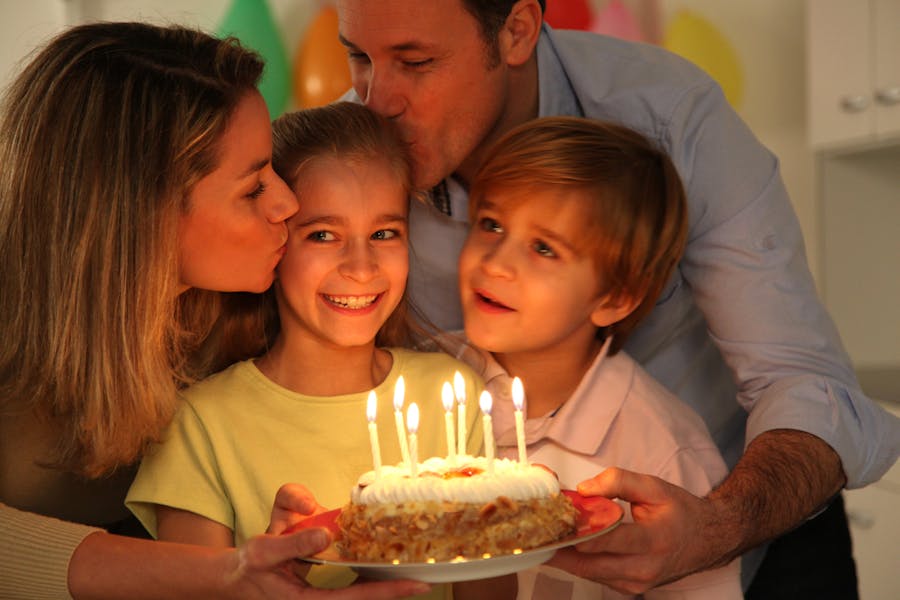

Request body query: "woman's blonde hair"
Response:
[469, 116, 688, 354]
[212, 102, 423, 361]
[0, 22, 264, 477]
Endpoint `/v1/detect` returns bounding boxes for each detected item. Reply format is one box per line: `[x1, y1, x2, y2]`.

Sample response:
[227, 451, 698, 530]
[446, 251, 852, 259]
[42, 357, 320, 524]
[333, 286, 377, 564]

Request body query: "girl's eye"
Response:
[246, 181, 267, 200]
[532, 240, 557, 258]
[477, 217, 502, 233]
[307, 230, 335, 242]
[372, 229, 400, 241]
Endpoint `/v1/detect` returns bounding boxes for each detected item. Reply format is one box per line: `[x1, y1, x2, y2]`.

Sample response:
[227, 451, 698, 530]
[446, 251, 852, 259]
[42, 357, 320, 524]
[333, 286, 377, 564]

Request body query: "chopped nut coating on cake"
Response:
[337, 456, 578, 562]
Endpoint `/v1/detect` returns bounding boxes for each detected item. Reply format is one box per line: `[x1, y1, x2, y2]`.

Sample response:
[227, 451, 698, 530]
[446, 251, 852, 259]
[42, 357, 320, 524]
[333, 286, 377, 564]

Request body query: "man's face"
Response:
[336, 0, 513, 189]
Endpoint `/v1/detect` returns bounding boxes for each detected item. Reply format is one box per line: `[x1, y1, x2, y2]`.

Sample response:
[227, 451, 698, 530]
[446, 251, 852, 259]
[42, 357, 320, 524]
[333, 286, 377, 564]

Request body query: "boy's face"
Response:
[277, 156, 409, 350]
[336, 0, 519, 189]
[459, 189, 617, 358]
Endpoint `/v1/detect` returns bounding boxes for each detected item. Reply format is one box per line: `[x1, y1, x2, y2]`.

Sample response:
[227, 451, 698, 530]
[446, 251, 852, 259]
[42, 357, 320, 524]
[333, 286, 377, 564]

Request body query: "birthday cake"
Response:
[336, 455, 578, 562]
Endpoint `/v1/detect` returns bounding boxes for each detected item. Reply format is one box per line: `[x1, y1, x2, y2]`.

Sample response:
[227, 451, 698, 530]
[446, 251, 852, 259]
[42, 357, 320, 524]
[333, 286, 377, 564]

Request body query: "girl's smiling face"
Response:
[459, 188, 620, 360]
[276, 156, 409, 351]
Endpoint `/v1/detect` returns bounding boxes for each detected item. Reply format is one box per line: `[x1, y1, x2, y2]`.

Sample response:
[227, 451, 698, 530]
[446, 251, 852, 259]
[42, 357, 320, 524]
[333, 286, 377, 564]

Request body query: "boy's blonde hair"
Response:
[469, 117, 688, 354]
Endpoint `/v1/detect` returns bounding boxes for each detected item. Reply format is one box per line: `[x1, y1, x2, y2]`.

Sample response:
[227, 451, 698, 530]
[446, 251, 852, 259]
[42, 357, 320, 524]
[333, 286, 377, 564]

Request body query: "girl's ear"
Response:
[590, 293, 641, 328]
[499, 0, 542, 67]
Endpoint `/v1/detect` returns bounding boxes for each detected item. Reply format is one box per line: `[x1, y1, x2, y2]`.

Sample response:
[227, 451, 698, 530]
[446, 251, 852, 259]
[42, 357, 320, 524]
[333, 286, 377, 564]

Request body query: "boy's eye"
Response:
[372, 229, 400, 241]
[307, 230, 335, 242]
[347, 51, 370, 63]
[532, 240, 557, 258]
[477, 217, 502, 233]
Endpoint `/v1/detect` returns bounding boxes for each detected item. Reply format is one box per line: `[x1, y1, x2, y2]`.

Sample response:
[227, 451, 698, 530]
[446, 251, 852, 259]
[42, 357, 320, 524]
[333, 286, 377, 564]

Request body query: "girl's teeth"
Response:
[326, 294, 377, 309]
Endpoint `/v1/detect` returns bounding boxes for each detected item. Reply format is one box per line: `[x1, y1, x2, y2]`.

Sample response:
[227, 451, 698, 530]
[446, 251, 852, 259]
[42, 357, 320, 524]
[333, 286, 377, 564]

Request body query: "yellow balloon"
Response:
[293, 6, 352, 108]
[664, 10, 743, 109]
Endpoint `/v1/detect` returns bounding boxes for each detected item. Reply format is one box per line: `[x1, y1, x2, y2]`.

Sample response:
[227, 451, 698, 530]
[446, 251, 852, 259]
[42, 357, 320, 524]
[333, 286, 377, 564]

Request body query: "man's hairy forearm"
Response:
[703, 429, 846, 567]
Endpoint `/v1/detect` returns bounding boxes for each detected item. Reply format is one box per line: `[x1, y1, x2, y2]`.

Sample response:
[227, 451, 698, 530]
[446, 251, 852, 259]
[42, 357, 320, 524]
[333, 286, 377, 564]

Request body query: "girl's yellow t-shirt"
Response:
[127, 347, 485, 599]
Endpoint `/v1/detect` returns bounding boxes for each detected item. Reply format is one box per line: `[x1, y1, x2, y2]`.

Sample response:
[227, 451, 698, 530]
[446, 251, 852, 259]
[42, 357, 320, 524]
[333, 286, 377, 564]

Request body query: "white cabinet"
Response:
[807, 0, 900, 393]
[818, 146, 900, 376]
[807, 0, 900, 150]
[809, 7, 900, 592]
[844, 402, 900, 600]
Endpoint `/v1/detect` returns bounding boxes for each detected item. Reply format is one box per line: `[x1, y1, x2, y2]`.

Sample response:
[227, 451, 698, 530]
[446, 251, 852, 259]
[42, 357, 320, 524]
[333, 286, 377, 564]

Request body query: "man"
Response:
[335, 1, 900, 597]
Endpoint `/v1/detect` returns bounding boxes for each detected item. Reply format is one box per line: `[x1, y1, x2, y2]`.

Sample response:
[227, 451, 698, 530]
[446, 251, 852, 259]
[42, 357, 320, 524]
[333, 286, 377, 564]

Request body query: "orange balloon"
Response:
[293, 6, 352, 108]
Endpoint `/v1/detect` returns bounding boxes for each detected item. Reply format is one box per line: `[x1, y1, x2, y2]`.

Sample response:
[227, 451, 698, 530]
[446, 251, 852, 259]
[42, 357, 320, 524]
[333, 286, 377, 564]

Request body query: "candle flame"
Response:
[393, 375, 405, 411]
[442, 381, 454, 412]
[479, 390, 493, 415]
[366, 390, 377, 422]
[407, 402, 419, 433]
[512, 377, 524, 411]
[453, 371, 466, 405]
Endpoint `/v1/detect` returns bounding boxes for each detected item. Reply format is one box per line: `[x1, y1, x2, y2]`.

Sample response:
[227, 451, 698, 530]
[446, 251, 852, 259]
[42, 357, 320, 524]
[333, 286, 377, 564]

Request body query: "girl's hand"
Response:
[267, 483, 331, 535]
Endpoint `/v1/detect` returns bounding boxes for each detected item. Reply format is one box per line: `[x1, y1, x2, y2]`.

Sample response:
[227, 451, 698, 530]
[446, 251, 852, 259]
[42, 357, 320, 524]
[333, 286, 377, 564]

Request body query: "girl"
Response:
[127, 102, 485, 597]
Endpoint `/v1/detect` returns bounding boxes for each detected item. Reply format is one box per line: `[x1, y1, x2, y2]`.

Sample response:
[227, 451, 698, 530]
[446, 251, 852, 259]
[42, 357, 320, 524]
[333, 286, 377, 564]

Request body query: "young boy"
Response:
[455, 116, 742, 599]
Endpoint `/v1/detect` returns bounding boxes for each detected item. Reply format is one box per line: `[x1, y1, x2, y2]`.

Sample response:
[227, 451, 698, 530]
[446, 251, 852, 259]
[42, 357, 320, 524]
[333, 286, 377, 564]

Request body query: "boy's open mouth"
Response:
[476, 291, 512, 311]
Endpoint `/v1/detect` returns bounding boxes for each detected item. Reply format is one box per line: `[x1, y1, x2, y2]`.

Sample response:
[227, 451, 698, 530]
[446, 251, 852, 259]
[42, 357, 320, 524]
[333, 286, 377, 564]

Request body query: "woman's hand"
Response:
[229, 482, 430, 599]
[223, 528, 430, 599]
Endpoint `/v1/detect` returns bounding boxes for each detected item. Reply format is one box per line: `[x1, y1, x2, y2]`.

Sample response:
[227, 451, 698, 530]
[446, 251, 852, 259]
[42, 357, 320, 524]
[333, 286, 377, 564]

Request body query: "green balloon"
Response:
[217, 0, 290, 117]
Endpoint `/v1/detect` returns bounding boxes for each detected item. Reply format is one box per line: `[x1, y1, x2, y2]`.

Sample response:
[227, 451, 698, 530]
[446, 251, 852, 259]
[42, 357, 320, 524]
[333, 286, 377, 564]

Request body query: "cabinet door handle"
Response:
[875, 86, 900, 106]
[840, 94, 870, 113]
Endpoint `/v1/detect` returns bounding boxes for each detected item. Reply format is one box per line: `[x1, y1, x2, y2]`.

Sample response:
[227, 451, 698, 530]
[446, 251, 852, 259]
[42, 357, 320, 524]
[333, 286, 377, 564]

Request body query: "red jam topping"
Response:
[443, 466, 483, 479]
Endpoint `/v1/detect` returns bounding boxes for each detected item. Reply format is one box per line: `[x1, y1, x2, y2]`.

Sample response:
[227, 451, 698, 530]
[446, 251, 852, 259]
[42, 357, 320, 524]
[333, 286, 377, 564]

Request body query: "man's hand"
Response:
[548, 468, 733, 594]
[548, 430, 846, 595]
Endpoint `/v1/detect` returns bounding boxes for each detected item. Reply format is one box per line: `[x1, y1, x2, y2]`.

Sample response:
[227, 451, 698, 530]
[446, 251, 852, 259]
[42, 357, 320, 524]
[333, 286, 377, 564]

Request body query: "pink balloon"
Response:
[590, 0, 645, 42]
[543, 0, 593, 31]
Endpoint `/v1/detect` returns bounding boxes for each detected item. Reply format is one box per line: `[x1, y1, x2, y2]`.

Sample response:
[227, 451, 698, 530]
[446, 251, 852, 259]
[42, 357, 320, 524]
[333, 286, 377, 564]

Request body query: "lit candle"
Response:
[511, 377, 527, 466]
[407, 402, 419, 478]
[454, 371, 466, 456]
[393, 376, 410, 465]
[366, 391, 382, 478]
[441, 382, 457, 465]
[479, 391, 495, 475]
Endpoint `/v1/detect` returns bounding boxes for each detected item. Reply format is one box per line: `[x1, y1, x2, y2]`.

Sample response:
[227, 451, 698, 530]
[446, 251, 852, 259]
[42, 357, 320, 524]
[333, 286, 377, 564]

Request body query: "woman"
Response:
[0, 21, 427, 600]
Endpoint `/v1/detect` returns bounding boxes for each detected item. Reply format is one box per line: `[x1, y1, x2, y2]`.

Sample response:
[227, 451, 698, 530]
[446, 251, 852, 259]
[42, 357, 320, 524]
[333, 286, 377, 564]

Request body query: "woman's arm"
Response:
[0, 500, 427, 600]
[69, 528, 430, 600]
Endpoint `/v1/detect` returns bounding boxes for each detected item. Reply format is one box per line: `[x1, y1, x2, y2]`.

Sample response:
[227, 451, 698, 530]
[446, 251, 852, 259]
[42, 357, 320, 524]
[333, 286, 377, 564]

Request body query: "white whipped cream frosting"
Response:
[351, 455, 561, 505]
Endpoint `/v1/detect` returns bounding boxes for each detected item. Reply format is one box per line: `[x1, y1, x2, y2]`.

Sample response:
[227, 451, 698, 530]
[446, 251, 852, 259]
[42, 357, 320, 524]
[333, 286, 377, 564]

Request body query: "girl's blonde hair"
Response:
[0, 22, 264, 477]
[469, 117, 688, 354]
[213, 102, 422, 361]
